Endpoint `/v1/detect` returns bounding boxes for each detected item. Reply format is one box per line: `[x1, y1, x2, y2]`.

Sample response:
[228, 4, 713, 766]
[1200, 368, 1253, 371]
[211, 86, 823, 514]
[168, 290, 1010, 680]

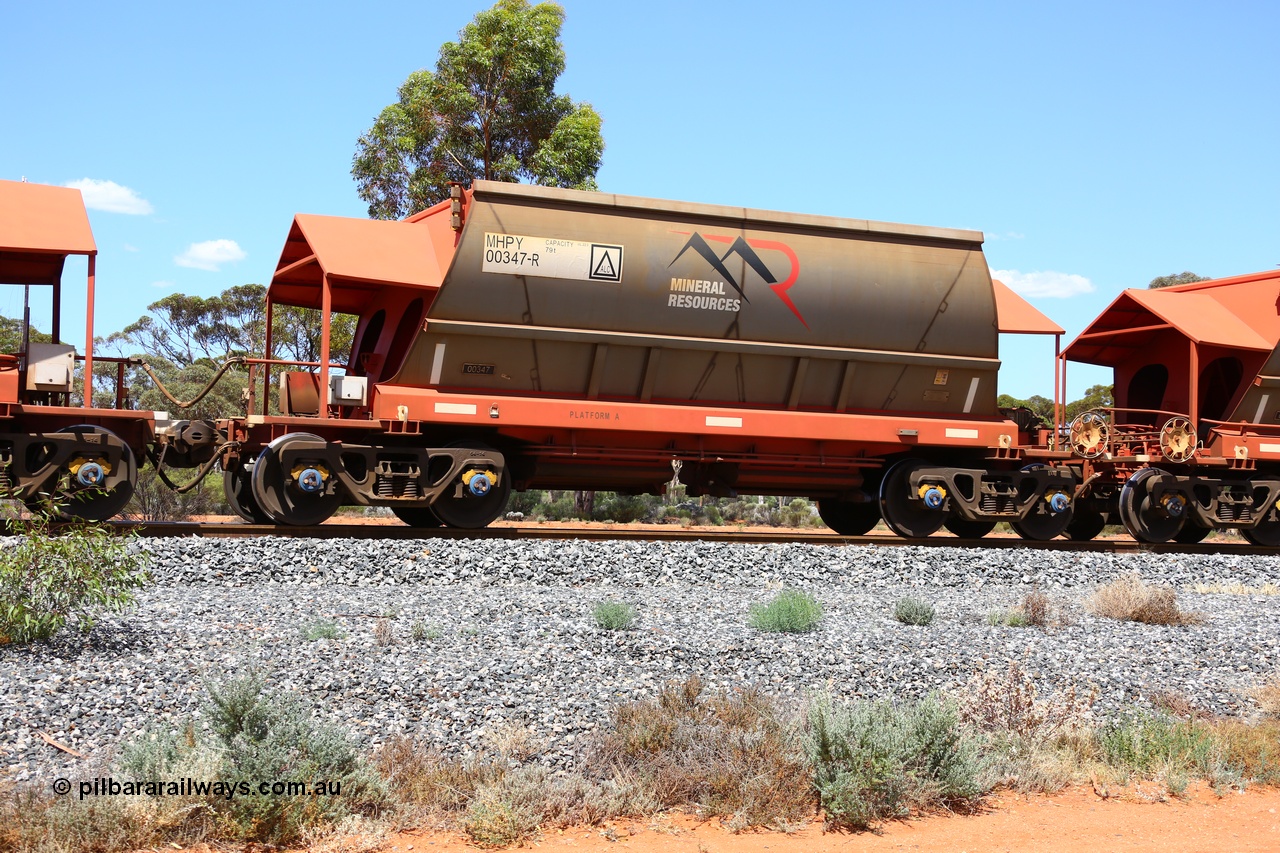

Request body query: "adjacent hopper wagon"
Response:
[1061, 269, 1280, 544]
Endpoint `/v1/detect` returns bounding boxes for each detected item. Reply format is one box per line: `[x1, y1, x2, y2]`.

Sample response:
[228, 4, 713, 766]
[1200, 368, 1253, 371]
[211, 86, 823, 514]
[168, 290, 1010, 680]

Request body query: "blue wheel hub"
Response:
[921, 487, 946, 510]
[467, 473, 492, 497]
[297, 467, 325, 493]
[1047, 492, 1070, 514]
[75, 462, 105, 487]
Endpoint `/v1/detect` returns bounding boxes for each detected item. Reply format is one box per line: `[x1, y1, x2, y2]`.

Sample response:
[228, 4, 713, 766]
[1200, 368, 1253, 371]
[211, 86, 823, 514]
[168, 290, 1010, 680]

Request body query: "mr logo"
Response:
[589, 244, 623, 282]
[668, 232, 807, 328]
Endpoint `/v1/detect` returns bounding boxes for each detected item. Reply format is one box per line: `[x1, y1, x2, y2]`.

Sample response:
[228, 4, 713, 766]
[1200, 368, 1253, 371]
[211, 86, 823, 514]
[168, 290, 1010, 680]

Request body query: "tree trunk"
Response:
[573, 490, 595, 519]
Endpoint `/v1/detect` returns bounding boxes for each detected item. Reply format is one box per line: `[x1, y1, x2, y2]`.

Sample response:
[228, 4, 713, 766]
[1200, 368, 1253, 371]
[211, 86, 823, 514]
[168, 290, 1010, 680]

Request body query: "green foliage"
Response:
[300, 619, 345, 641]
[998, 385, 1115, 424]
[119, 673, 387, 844]
[506, 489, 548, 517]
[463, 787, 542, 848]
[108, 286, 266, 367]
[411, 620, 442, 641]
[0, 314, 52, 353]
[1065, 383, 1115, 421]
[592, 600, 637, 631]
[591, 493, 658, 524]
[1149, 271, 1210, 289]
[0, 515, 149, 644]
[996, 393, 1054, 421]
[103, 284, 358, 419]
[987, 607, 1031, 628]
[893, 597, 935, 626]
[352, 0, 604, 219]
[749, 589, 823, 633]
[1098, 713, 1222, 777]
[806, 695, 985, 830]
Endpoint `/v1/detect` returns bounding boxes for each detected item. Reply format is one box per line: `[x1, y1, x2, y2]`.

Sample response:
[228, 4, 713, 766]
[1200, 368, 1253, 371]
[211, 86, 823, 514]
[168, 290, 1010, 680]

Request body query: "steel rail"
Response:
[8, 520, 1279, 557]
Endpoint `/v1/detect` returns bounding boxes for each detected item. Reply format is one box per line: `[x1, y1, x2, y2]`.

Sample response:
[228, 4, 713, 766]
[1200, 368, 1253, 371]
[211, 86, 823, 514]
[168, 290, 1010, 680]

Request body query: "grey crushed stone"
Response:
[3, 536, 1279, 785]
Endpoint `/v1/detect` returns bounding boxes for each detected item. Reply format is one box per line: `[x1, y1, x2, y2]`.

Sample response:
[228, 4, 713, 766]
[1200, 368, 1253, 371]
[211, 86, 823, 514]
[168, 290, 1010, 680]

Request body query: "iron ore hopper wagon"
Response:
[0, 179, 160, 520]
[1061, 269, 1280, 545]
[209, 181, 1077, 537]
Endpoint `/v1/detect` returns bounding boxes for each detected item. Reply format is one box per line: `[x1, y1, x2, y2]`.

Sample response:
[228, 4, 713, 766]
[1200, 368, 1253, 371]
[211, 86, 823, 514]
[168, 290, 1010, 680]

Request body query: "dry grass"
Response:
[1088, 574, 1203, 626]
[1213, 719, 1280, 784]
[988, 592, 1073, 631]
[373, 737, 651, 847]
[1149, 689, 1216, 722]
[592, 675, 813, 829]
[1250, 672, 1280, 718]
[957, 662, 1096, 741]
[1020, 591, 1052, 628]
[1191, 581, 1280, 596]
[12, 672, 1280, 851]
[953, 662, 1098, 794]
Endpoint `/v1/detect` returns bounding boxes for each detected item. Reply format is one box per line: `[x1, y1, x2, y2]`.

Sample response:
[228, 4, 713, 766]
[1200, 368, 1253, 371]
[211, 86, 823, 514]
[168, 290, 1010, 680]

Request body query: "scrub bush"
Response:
[0, 513, 149, 643]
[749, 589, 823, 633]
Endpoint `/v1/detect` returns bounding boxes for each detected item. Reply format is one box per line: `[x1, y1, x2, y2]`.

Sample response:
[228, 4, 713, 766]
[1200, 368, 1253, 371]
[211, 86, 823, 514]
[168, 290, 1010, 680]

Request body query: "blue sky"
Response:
[2, 0, 1277, 400]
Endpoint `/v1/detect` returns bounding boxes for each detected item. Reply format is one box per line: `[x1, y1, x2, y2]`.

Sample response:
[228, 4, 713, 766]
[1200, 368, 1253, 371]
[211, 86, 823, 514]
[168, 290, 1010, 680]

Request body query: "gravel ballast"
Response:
[4, 535, 1280, 784]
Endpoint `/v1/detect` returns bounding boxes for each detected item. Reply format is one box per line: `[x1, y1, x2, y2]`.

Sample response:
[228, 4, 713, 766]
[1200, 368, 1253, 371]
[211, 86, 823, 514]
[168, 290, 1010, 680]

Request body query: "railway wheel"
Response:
[943, 518, 997, 539]
[1010, 465, 1073, 541]
[878, 459, 947, 539]
[392, 506, 444, 528]
[250, 433, 342, 526]
[1011, 507, 1074, 541]
[429, 442, 511, 529]
[36, 425, 138, 522]
[1117, 468, 1185, 544]
[1243, 522, 1280, 546]
[223, 461, 272, 524]
[1242, 501, 1280, 546]
[817, 498, 881, 535]
[1065, 509, 1107, 541]
[1173, 522, 1211, 545]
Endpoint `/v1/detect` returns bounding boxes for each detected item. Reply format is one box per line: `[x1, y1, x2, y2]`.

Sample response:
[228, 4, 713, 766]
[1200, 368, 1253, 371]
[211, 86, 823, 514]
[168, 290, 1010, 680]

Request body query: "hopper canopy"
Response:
[1065, 288, 1273, 367]
[992, 280, 1064, 336]
[269, 214, 448, 313]
[0, 180, 97, 285]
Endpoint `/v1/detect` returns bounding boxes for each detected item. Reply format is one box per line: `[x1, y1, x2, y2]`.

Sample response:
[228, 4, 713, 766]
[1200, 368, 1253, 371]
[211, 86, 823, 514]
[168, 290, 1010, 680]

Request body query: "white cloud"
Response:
[151, 280, 174, 289]
[175, 239, 246, 271]
[991, 268, 1094, 299]
[122, 243, 140, 253]
[63, 178, 153, 215]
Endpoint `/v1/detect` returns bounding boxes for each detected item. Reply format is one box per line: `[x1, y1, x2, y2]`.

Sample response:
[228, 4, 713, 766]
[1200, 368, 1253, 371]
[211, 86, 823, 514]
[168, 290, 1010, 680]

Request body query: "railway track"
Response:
[8, 519, 1278, 557]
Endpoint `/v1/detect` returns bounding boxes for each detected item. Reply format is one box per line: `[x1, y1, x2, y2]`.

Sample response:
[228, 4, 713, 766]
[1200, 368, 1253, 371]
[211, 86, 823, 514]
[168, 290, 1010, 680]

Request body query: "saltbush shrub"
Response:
[593, 601, 637, 631]
[893, 597, 935, 626]
[806, 694, 985, 829]
[748, 589, 823, 633]
[120, 673, 386, 844]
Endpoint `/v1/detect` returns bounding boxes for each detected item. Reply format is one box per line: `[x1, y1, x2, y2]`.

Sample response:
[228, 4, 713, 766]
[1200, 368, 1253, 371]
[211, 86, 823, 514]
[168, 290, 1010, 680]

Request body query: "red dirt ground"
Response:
[377, 784, 1279, 853]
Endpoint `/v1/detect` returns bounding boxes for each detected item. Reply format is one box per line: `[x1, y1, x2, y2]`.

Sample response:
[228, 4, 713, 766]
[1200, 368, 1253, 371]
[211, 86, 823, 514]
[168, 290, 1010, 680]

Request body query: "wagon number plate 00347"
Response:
[482, 232, 623, 283]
